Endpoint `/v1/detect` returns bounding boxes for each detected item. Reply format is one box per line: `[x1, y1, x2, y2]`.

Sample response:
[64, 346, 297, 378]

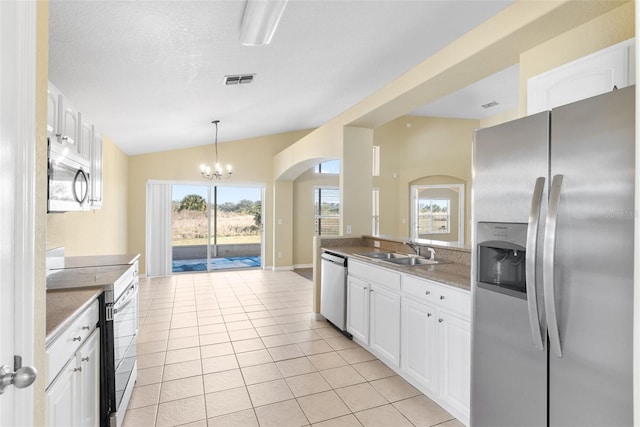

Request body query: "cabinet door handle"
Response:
[72, 336, 81, 342]
[81, 357, 90, 363]
[81, 325, 90, 331]
[438, 318, 444, 323]
[425, 291, 430, 295]
[427, 313, 432, 317]
[440, 295, 445, 300]
[73, 367, 82, 373]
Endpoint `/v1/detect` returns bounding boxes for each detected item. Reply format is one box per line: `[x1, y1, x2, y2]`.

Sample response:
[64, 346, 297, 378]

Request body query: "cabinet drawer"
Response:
[348, 260, 400, 292]
[46, 299, 99, 388]
[402, 275, 470, 319]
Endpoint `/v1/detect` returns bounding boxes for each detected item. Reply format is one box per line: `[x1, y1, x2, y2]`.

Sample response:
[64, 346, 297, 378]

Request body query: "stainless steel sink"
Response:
[358, 252, 409, 260]
[357, 251, 446, 266]
[385, 257, 441, 266]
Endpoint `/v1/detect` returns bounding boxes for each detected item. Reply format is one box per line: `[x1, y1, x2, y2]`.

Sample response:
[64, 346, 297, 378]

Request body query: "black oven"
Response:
[100, 265, 138, 427]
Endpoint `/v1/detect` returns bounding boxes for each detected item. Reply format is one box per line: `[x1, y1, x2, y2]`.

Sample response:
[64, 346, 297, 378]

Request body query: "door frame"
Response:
[0, 0, 37, 425]
[168, 180, 265, 272]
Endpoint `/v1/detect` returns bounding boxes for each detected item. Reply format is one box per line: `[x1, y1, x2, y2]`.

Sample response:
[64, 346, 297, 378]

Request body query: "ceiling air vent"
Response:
[481, 100, 499, 109]
[224, 74, 255, 85]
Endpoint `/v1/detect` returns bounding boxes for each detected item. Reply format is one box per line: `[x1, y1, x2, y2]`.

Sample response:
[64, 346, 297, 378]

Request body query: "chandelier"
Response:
[200, 120, 232, 180]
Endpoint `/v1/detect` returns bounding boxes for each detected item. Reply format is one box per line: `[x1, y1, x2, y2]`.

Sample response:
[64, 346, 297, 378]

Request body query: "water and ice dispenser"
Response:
[476, 222, 527, 297]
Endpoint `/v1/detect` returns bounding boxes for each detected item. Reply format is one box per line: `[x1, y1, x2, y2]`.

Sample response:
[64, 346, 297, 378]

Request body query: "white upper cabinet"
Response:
[90, 131, 103, 209]
[47, 84, 61, 139]
[59, 94, 80, 153]
[528, 38, 635, 114]
[47, 81, 103, 209]
[48, 82, 82, 159]
[78, 112, 92, 162]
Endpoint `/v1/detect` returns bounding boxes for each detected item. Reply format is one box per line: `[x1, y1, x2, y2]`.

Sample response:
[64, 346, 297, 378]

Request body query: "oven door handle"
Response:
[113, 282, 137, 315]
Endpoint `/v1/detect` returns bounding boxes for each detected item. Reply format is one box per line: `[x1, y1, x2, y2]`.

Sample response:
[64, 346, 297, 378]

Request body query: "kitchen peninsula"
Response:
[317, 235, 471, 424]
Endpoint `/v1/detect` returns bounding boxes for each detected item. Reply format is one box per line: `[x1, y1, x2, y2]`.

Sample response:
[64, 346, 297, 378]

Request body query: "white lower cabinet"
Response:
[347, 275, 369, 344]
[46, 360, 76, 427]
[369, 283, 401, 368]
[437, 310, 471, 418]
[346, 260, 471, 426]
[47, 328, 100, 427]
[401, 297, 437, 391]
[347, 260, 401, 368]
[401, 275, 471, 426]
[46, 300, 100, 427]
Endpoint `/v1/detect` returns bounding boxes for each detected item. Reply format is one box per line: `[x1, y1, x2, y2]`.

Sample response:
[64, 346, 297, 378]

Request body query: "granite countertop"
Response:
[46, 287, 102, 345]
[323, 245, 471, 290]
[63, 253, 140, 269]
[46, 264, 132, 291]
[45, 256, 139, 343]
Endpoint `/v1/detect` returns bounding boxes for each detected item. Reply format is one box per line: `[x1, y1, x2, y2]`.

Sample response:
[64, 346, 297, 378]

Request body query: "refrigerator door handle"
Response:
[526, 177, 545, 351]
[544, 174, 564, 357]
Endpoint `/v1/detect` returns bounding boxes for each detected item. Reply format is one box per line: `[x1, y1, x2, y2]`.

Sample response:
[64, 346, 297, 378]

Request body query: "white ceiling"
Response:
[49, 0, 515, 156]
[410, 64, 520, 119]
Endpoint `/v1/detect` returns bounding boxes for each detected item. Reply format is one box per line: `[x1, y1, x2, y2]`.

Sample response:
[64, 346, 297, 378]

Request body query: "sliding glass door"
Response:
[209, 186, 262, 269]
[171, 184, 262, 272]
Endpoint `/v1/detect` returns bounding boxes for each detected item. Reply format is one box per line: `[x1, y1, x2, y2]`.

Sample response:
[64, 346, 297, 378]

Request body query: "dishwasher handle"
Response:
[321, 252, 347, 267]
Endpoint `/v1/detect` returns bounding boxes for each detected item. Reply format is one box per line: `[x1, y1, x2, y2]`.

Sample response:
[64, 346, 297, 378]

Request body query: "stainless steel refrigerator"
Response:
[470, 86, 635, 427]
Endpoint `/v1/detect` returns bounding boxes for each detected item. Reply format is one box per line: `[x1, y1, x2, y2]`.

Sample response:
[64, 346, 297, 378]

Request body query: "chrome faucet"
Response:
[404, 241, 421, 256]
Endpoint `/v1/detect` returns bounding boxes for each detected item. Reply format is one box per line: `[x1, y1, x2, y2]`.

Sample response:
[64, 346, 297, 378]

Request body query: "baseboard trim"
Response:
[293, 263, 313, 269]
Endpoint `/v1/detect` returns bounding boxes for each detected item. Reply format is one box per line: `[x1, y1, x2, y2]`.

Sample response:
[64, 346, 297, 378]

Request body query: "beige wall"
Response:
[292, 168, 339, 266]
[35, 1, 49, 424]
[127, 130, 310, 274]
[373, 116, 478, 244]
[342, 127, 374, 237]
[47, 136, 129, 255]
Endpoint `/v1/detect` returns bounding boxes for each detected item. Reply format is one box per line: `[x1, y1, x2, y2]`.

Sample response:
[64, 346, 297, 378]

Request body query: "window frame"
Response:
[314, 186, 341, 236]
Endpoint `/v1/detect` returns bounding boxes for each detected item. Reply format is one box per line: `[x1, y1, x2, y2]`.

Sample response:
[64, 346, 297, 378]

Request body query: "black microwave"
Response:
[47, 138, 91, 213]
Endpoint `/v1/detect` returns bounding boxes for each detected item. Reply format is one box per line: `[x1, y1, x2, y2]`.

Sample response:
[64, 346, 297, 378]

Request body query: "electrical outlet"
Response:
[374, 240, 381, 248]
[346, 225, 352, 234]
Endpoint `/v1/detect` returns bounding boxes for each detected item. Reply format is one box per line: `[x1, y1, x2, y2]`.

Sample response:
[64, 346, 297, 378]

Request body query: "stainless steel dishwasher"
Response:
[320, 251, 349, 334]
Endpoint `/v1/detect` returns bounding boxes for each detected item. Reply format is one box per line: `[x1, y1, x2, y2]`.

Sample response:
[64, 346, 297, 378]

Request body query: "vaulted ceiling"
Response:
[49, 0, 515, 155]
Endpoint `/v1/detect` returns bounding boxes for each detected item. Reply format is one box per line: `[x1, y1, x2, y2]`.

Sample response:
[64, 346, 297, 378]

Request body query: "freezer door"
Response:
[547, 86, 634, 426]
[472, 111, 550, 224]
[471, 113, 549, 427]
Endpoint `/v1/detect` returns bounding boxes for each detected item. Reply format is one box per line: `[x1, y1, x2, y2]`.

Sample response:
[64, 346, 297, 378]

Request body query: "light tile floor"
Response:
[123, 269, 464, 427]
